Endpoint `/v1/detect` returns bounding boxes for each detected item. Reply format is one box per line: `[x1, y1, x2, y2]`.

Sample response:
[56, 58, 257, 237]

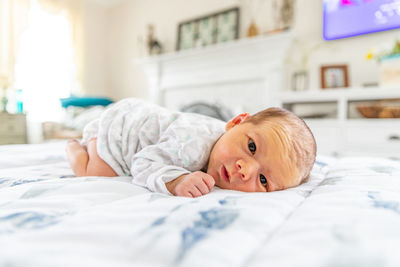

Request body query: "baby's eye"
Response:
[259, 174, 268, 188]
[248, 139, 256, 154]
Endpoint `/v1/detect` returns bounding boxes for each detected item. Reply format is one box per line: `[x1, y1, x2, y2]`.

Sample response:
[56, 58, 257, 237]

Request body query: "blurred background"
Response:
[0, 0, 399, 157]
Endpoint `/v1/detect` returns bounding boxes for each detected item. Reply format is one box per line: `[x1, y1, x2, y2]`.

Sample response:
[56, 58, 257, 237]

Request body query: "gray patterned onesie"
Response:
[81, 98, 225, 194]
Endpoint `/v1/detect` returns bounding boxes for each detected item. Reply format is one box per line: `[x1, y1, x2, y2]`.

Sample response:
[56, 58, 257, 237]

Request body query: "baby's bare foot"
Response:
[67, 139, 86, 148]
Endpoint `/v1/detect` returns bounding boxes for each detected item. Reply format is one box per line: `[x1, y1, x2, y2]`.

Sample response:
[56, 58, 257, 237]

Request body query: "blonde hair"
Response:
[246, 107, 316, 184]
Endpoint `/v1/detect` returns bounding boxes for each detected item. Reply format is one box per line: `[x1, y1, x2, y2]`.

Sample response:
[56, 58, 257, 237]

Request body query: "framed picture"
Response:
[215, 8, 239, 43]
[198, 16, 216, 47]
[292, 71, 308, 91]
[321, 65, 349, 89]
[177, 21, 197, 50]
[177, 7, 239, 51]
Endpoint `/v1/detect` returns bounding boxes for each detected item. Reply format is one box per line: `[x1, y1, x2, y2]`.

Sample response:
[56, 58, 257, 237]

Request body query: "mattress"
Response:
[0, 141, 399, 267]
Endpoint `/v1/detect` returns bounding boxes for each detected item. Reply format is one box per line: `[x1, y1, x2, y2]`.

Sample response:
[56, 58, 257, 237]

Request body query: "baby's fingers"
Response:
[195, 180, 210, 195]
[202, 174, 215, 190]
[189, 186, 202, 198]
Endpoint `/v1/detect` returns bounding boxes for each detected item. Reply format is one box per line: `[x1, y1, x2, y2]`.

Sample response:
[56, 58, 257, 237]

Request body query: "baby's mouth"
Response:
[221, 165, 230, 183]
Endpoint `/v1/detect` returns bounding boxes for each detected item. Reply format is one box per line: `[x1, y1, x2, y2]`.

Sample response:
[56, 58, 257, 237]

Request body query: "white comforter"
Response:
[0, 141, 399, 267]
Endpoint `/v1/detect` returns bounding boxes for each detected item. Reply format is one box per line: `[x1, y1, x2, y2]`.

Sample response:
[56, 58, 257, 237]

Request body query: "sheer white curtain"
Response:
[11, 0, 85, 142]
[0, 0, 30, 90]
[15, 0, 77, 121]
[37, 0, 85, 88]
[0, 0, 85, 95]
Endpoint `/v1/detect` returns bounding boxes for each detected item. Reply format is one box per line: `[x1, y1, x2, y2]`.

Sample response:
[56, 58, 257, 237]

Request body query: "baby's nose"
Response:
[236, 161, 245, 179]
[236, 160, 255, 182]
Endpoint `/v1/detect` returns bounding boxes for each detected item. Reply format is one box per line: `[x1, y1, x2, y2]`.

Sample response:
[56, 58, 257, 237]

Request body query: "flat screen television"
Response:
[323, 0, 400, 40]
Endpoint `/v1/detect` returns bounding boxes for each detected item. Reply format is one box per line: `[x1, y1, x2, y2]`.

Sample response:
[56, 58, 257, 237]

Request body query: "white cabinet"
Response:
[343, 120, 400, 157]
[279, 87, 400, 158]
[304, 120, 344, 156]
[0, 112, 27, 145]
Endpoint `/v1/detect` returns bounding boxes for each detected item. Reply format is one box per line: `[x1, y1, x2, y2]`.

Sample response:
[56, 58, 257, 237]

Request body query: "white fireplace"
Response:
[136, 32, 292, 115]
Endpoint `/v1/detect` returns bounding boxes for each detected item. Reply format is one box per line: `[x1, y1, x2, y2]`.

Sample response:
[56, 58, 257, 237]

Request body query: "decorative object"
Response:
[216, 9, 239, 43]
[366, 39, 400, 87]
[1, 94, 8, 112]
[197, 16, 216, 47]
[15, 89, 23, 113]
[362, 82, 379, 88]
[176, 7, 239, 51]
[239, 0, 294, 35]
[366, 40, 400, 62]
[267, 0, 295, 32]
[246, 20, 259, 37]
[147, 24, 163, 55]
[240, 0, 266, 35]
[292, 71, 308, 91]
[0, 76, 10, 113]
[321, 65, 349, 89]
[356, 100, 400, 119]
[279, 0, 295, 30]
[60, 96, 114, 108]
[379, 55, 400, 87]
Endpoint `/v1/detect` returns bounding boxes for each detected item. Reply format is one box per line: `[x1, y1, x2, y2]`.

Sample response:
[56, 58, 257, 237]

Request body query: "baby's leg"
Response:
[66, 139, 89, 176]
[66, 139, 117, 177]
[86, 138, 118, 177]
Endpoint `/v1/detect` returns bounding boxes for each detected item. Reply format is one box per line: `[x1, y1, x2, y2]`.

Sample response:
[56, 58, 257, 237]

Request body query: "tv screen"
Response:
[323, 0, 400, 40]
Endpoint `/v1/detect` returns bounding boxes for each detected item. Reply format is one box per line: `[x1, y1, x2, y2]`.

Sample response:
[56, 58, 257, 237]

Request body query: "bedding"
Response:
[0, 141, 399, 267]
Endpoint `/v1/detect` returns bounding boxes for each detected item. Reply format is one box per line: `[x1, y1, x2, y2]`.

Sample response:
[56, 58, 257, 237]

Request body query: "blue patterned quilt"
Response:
[0, 142, 399, 267]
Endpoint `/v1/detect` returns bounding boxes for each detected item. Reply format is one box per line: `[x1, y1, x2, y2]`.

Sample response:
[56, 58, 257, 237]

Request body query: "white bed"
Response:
[1, 141, 400, 267]
[2, 33, 400, 266]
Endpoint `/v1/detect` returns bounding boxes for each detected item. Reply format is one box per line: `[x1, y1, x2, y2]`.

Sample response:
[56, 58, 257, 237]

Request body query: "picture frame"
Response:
[292, 71, 308, 91]
[321, 65, 349, 89]
[176, 7, 239, 51]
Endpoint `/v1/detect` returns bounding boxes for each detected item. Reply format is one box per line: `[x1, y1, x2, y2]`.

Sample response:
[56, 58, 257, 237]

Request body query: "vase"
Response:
[246, 21, 259, 37]
[379, 54, 400, 87]
[1, 96, 8, 112]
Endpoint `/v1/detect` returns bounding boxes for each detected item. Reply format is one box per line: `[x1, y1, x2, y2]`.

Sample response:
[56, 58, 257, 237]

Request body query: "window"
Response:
[14, 0, 79, 122]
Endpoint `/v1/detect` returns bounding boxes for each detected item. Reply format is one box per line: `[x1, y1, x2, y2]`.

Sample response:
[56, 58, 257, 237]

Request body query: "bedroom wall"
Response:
[290, 0, 399, 90]
[104, 0, 238, 101]
[83, 1, 109, 97]
[84, 0, 400, 101]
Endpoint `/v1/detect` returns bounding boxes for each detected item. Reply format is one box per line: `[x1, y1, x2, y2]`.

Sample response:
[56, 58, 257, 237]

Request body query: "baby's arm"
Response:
[166, 171, 215, 198]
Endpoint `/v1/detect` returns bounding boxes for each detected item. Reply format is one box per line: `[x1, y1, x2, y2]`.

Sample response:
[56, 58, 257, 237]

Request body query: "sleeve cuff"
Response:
[153, 169, 190, 195]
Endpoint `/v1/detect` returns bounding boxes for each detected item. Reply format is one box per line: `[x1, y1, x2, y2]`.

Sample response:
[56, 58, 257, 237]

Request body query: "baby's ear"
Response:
[225, 113, 250, 131]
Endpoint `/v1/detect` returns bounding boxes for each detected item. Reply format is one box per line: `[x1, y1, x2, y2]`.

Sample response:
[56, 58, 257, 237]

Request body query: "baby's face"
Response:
[207, 114, 300, 192]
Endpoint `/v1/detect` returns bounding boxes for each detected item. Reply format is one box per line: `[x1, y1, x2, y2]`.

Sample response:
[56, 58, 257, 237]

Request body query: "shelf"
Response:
[280, 87, 400, 121]
[283, 102, 337, 119]
[136, 31, 293, 64]
[280, 87, 400, 103]
[304, 118, 400, 124]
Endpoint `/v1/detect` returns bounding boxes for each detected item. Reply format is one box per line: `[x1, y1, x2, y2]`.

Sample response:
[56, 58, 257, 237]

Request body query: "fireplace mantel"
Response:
[136, 32, 293, 114]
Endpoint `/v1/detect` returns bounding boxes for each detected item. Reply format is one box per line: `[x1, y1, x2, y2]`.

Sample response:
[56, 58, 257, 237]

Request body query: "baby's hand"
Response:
[166, 171, 215, 198]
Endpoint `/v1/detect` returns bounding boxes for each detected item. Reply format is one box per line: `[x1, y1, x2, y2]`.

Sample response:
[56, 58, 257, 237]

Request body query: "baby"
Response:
[66, 98, 316, 197]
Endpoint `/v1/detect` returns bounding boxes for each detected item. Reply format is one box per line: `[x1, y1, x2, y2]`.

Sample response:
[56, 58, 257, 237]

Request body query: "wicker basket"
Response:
[356, 100, 400, 118]
[379, 106, 400, 118]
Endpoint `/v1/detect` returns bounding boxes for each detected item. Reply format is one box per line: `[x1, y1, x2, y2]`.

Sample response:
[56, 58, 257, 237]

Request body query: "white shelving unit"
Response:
[137, 31, 400, 159]
[279, 87, 400, 158]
